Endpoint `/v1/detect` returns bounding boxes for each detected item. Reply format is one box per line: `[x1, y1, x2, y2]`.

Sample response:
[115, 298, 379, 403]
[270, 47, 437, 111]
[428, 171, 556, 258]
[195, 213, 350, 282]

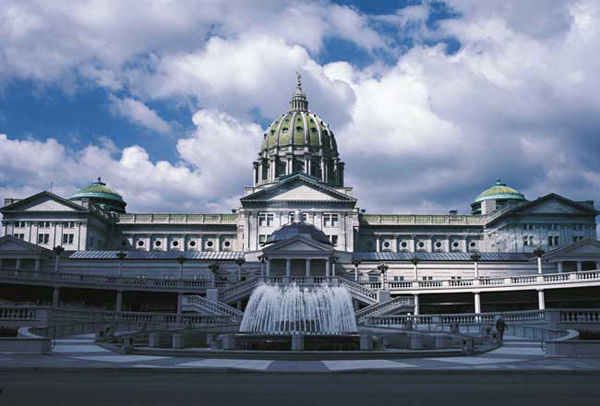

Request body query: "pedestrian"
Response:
[495, 316, 507, 341]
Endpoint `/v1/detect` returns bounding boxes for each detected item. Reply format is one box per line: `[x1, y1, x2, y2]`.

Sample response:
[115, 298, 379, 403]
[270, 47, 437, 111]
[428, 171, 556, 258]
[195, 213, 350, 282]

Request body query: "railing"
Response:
[364, 270, 600, 294]
[218, 277, 259, 303]
[559, 309, 600, 323]
[355, 296, 414, 320]
[337, 278, 378, 302]
[0, 268, 230, 292]
[181, 295, 243, 319]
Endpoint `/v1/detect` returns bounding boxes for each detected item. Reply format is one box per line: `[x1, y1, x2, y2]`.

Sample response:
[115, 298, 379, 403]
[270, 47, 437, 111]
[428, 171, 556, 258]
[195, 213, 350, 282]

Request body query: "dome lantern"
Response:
[471, 178, 526, 215]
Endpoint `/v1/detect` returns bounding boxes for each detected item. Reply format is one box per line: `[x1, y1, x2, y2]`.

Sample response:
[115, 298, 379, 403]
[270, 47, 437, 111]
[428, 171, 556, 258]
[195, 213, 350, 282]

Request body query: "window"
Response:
[288, 212, 308, 223]
[37, 234, 49, 244]
[155, 240, 162, 247]
[206, 240, 213, 248]
[189, 241, 196, 247]
[13, 233, 25, 239]
[63, 221, 76, 228]
[523, 236, 535, 246]
[421, 276, 433, 281]
[224, 241, 231, 248]
[62, 234, 74, 244]
[435, 242, 442, 249]
[548, 236, 559, 247]
[393, 276, 404, 282]
[451, 276, 462, 280]
[323, 213, 339, 227]
[172, 240, 179, 247]
[330, 235, 338, 246]
[137, 240, 144, 247]
[258, 212, 274, 227]
[38, 221, 51, 228]
[383, 241, 390, 248]
[15, 221, 26, 228]
[573, 236, 584, 243]
[259, 235, 267, 245]
[369, 275, 378, 282]
[452, 242, 459, 248]
[470, 242, 477, 247]
[401, 241, 408, 248]
[418, 241, 425, 248]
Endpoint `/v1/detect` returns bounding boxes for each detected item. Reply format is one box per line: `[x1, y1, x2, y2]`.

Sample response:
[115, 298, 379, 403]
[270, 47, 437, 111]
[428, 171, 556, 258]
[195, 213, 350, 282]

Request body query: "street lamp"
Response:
[208, 262, 220, 288]
[351, 259, 362, 282]
[53, 245, 65, 273]
[410, 256, 419, 281]
[470, 251, 481, 279]
[533, 247, 545, 274]
[235, 257, 246, 281]
[176, 255, 186, 280]
[116, 251, 127, 278]
[377, 263, 389, 289]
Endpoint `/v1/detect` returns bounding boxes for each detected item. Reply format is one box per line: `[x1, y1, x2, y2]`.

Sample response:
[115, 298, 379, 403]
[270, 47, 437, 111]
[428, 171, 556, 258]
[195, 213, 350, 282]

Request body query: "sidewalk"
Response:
[2, 334, 600, 373]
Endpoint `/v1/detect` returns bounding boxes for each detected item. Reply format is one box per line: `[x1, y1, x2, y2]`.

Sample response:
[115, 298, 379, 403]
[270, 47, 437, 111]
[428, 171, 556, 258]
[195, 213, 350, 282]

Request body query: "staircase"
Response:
[355, 295, 414, 323]
[337, 278, 378, 305]
[180, 295, 244, 321]
[218, 277, 260, 304]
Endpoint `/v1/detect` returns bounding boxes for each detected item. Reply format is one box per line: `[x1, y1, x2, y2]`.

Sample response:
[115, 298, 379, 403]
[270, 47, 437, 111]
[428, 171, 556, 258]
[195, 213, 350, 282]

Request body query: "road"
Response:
[1, 371, 599, 406]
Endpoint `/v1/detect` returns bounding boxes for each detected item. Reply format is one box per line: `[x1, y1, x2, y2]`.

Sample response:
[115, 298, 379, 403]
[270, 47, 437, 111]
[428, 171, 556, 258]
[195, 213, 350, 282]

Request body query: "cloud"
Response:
[109, 95, 171, 134]
[0, 109, 262, 212]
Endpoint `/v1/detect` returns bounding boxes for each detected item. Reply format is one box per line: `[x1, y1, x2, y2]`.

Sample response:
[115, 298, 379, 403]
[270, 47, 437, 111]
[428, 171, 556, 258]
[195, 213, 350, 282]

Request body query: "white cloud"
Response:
[109, 95, 171, 134]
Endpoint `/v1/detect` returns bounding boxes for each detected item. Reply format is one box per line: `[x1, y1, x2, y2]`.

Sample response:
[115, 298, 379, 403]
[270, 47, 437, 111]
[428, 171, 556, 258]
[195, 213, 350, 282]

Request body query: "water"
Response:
[240, 283, 357, 335]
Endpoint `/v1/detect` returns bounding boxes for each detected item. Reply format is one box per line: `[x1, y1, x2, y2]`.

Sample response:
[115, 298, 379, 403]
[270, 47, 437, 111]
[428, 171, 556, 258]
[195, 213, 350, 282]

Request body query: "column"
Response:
[177, 293, 183, 315]
[325, 259, 331, 277]
[305, 259, 311, 277]
[52, 287, 60, 308]
[413, 264, 418, 281]
[474, 292, 481, 314]
[34, 259, 41, 271]
[413, 294, 420, 316]
[331, 261, 336, 276]
[15, 258, 21, 270]
[266, 259, 271, 277]
[115, 291, 123, 312]
[577, 261, 583, 272]
[557, 262, 563, 273]
[538, 289, 546, 310]
[285, 258, 291, 277]
[474, 261, 479, 279]
[537, 256, 543, 274]
[354, 264, 360, 282]
[376, 235, 381, 253]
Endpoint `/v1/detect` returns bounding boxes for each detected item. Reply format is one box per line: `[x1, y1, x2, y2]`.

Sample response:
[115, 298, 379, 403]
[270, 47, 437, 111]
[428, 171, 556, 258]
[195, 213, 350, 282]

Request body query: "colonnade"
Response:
[264, 257, 335, 277]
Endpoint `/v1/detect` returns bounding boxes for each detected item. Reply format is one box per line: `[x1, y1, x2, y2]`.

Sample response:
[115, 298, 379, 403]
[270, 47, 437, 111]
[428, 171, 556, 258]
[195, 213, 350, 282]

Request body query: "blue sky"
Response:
[1, 0, 600, 215]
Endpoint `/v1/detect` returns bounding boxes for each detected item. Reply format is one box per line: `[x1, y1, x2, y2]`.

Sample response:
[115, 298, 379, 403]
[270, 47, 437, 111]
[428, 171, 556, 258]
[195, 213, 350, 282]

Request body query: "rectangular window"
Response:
[63, 234, 74, 244]
[529, 236, 535, 246]
[393, 276, 404, 282]
[323, 213, 339, 227]
[523, 236, 529, 246]
[259, 213, 274, 227]
[37, 234, 49, 244]
[258, 234, 267, 245]
[330, 235, 338, 246]
[368, 275, 378, 282]
[422, 276, 433, 281]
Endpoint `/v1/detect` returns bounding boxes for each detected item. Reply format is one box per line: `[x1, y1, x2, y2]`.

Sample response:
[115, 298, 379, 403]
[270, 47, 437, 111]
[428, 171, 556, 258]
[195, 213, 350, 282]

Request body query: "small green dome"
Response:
[473, 179, 525, 203]
[70, 178, 126, 213]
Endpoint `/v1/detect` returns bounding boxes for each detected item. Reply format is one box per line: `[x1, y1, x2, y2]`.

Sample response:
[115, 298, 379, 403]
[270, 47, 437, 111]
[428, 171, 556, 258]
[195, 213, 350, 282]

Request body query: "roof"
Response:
[70, 178, 125, 204]
[69, 250, 245, 261]
[473, 179, 526, 203]
[353, 252, 530, 262]
[0, 191, 89, 213]
[265, 221, 332, 245]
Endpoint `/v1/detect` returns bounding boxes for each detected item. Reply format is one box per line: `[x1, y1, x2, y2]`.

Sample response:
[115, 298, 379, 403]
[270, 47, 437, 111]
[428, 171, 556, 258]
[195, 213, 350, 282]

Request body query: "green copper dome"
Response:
[473, 179, 525, 203]
[70, 178, 126, 213]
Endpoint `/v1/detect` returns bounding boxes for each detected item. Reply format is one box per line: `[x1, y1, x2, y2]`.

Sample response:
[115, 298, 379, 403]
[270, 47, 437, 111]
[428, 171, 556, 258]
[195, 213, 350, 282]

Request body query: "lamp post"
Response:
[377, 263, 389, 290]
[258, 255, 267, 277]
[208, 262, 220, 288]
[351, 259, 362, 282]
[410, 256, 419, 281]
[176, 255, 186, 280]
[235, 257, 246, 282]
[533, 247, 545, 274]
[116, 251, 127, 278]
[53, 245, 65, 273]
[470, 251, 481, 279]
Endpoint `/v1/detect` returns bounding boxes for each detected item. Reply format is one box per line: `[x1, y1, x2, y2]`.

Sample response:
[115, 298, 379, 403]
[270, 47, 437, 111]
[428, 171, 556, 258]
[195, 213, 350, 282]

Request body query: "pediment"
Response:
[0, 235, 49, 253]
[544, 238, 600, 260]
[263, 235, 333, 254]
[516, 194, 597, 215]
[1, 191, 86, 213]
[241, 174, 356, 205]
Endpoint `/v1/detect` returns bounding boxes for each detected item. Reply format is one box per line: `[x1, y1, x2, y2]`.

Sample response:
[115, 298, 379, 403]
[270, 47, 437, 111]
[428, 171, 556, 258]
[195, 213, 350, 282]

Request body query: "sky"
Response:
[1, 0, 600, 216]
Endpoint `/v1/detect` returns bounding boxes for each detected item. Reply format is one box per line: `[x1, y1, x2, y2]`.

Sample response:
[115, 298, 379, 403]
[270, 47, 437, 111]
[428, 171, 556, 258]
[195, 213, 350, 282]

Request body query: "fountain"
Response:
[236, 283, 358, 351]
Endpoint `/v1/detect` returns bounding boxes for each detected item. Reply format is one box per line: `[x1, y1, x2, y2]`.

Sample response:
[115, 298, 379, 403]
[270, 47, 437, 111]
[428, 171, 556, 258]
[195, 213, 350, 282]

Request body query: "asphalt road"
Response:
[1, 371, 599, 406]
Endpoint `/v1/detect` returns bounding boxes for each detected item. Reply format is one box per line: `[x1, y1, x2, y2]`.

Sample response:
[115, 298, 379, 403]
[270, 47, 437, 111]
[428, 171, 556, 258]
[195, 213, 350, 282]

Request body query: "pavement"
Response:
[1, 334, 600, 373]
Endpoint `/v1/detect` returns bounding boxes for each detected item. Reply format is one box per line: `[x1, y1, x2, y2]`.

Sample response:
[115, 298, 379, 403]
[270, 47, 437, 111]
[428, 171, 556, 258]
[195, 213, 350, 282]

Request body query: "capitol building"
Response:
[1, 77, 600, 315]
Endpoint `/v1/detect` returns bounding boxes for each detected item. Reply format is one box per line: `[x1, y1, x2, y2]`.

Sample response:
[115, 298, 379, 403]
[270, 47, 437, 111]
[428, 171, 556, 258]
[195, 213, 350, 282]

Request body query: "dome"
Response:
[70, 177, 126, 213]
[473, 179, 526, 203]
[266, 221, 332, 246]
[253, 74, 344, 188]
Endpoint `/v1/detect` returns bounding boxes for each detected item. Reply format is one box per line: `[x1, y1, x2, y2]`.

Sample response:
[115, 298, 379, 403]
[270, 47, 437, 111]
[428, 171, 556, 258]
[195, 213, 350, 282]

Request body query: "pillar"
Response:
[376, 236, 381, 253]
[413, 264, 418, 281]
[577, 261, 583, 273]
[538, 290, 546, 310]
[237, 300, 242, 310]
[413, 294, 419, 315]
[474, 292, 481, 314]
[474, 261, 479, 279]
[115, 291, 123, 312]
[266, 259, 271, 277]
[52, 287, 60, 308]
[285, 259, 291, 277]
[291, 335, 305, 351]
[305, 259, 311, 277]
[16, 258, 21, 270]
[331, 261, 336, 277]
[325, 259, 331, 277]
[537, 256, 543, 274]
[177, 293, 183, 315]
[354, 264, 360, 282]
[557, 262, 563, 273]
